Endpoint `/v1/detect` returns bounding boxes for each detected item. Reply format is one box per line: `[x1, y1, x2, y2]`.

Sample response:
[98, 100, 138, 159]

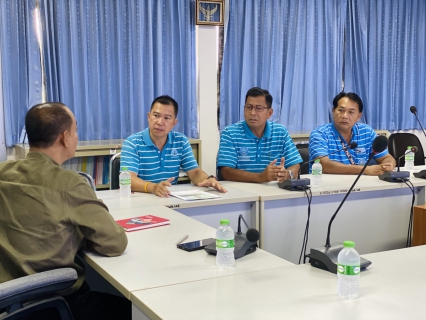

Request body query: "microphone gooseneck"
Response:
[297, 141, 358, 179]
[325, 136, 388, 247]
[410, 106, 426, 139]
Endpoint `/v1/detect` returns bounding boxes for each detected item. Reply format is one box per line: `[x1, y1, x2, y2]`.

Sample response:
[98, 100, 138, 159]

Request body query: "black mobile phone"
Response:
[177, 238, 215, 252]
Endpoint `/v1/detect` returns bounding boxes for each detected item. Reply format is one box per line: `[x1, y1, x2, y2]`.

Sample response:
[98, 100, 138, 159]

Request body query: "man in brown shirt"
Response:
[0, 103, 130, 319]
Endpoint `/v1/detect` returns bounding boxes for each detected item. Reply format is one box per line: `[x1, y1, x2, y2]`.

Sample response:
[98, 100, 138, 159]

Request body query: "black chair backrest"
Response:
[388, 133, 425, 167]
[296, 144, 310, 175]
[110, 154, 121, 190]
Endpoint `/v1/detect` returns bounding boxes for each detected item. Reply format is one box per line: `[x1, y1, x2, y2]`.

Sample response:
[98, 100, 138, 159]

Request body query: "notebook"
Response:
[116, 215, 170, 232]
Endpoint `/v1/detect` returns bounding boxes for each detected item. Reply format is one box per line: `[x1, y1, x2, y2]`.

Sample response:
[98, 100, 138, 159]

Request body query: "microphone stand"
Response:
[309, 153, 375, 273]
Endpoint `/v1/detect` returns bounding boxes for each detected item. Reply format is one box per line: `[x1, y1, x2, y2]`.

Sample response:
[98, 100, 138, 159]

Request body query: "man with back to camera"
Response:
[217, 87, 302, 182]
[0, 103, 130, 320]
[309, 92, 396, 175]
[121, 95, 227, 197]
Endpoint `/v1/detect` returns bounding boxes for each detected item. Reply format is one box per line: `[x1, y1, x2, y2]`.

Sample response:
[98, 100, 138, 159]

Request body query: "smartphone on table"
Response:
[177, 238, 215, 252]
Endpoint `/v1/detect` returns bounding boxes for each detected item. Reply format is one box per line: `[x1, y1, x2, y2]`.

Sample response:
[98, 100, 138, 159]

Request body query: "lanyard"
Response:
[338, 136, 356, 165]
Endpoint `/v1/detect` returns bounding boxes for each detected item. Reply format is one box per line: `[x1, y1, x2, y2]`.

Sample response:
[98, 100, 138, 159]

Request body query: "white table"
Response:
[223, 170, 426, 264]
[131, 245, 426, 320]
[81, 205, 292, 300]
[96, 184, 259, 232]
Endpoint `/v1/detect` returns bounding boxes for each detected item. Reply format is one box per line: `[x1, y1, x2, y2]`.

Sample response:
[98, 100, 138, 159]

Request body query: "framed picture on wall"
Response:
[196, 0, 224, 26]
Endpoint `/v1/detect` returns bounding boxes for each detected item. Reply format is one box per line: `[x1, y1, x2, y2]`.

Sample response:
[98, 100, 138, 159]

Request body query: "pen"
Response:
[176, 235, 188, 245]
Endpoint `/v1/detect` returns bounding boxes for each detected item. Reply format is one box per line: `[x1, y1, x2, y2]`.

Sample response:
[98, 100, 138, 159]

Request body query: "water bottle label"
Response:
[337, 264, 360, 276]
[312, 169, 322, 176]
[216, 239, 235, 249]
[120, 178, 131, 186]
[405, 154, 414, 161]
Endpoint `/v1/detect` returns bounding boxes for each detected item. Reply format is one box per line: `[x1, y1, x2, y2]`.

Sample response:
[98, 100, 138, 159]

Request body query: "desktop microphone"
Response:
[278, 141, 358, 191]
[378, 146, 417, 182]
[410, 106, 426, 139]
[409, 106, 426, 180]
[309, 135, 388, 273]
[204, 214, 259, 259]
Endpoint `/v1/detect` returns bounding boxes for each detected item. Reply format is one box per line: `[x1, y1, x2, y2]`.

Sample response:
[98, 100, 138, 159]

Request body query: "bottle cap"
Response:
[407, 146, 412, 150]
[314, 159, 320, 163]
[343, 240, 355, 248]
[220, 219, 230, 225]
[122, 167, 128, 171]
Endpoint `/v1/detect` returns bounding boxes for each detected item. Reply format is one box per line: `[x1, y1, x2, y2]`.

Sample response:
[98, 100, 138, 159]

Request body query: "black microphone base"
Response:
[204, 233, 258, 260]
[414, 170, 426, 179]
[309, 243, 372, 274]
[378, 171, 410, 182]
[278, 178, 310, 191]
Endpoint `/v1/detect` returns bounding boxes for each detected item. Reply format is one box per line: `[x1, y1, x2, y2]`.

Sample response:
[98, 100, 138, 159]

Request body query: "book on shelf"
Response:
[170, 190, 221, 201]
[115, 215, 170, 232]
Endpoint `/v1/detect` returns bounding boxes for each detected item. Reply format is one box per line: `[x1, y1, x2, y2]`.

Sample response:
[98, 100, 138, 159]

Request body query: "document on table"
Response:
[170, 190, 221, 201]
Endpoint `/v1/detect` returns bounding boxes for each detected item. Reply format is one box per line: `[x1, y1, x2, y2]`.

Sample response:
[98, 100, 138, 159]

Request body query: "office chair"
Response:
[296, 144, 309, 175]
[109, 153, 121, 190]
[77, 172, 96, 191]
[388, 133, 425, 167]
[0, 268, 77, 320]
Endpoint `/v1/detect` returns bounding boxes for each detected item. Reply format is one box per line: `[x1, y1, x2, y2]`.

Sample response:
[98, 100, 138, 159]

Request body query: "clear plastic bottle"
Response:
[119, 167, 131, 198]
[337, 240, 360, 299]
[216, 219, 235, 268]
[405, 146, 414, 170]
[311, 159, 322, 188]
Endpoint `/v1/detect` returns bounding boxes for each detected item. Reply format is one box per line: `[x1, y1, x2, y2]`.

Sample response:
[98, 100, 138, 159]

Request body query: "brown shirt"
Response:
[0, 151, 127, 292]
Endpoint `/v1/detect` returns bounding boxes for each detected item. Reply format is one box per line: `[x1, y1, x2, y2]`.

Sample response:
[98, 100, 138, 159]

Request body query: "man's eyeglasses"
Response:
[244, 105, 269, 112]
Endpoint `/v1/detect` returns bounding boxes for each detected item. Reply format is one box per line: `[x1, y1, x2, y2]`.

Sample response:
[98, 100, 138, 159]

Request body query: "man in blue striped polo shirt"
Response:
[309, 92, 395, 175]
[121, 95, 226, 197]
[217, 87, 302, 183]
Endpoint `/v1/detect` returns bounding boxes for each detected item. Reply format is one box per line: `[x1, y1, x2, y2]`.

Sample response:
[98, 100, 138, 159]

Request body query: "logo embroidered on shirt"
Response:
[171, 148, 179, 157]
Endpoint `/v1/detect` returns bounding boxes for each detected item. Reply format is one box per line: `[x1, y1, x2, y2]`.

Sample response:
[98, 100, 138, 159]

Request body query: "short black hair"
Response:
[150, 95, 179, 117]
[332, 92, 364, 113]
[25, 102, 72, 148]
[245, 87, 273, 108]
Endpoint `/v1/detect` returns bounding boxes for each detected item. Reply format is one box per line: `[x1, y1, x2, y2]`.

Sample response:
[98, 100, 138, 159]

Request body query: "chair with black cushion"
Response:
[77, 172, 96, 191]
[109, 153, 121, 190]
[388, 133, 425, 167]
[296, 143, 310, 175]
[0, 268, 77, 319]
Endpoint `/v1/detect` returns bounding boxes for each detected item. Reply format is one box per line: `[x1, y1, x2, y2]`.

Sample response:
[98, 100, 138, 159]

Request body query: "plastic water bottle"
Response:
[216, 219, 235, 268]
[405, 146, 414, 170]
[311, 159, 322, 188]
[337, 240, 360, 299]
[119, 167, 131, 198]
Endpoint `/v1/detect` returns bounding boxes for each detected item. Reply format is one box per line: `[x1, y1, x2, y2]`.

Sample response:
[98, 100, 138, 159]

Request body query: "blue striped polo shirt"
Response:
[121, 128, 198, 185]
[308, 122, 388, 171]
[217, 120, 302, 172]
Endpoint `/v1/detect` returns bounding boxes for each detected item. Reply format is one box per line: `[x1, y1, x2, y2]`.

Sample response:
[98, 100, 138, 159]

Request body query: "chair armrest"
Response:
[0, 268, 77, 310]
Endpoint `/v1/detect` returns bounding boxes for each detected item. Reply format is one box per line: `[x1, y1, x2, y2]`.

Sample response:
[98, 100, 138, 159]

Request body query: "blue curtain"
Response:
[0, 0, 44, 146]
[0, 0, 197, 147]
[220, 0, 347, 132]
[344, 0, 426, 130]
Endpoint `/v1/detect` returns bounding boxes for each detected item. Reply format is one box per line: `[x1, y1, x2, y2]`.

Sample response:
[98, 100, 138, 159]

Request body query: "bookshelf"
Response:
[14, 139, 202, 189]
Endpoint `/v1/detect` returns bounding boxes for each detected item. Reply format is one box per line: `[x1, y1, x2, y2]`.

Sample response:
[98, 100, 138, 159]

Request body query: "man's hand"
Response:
[197, 177, 227, 193]
[364, 165, 386, 176]
[380, 162, 395, 172]
[261, 158, 286, 182]
[152, 177, 174, 197]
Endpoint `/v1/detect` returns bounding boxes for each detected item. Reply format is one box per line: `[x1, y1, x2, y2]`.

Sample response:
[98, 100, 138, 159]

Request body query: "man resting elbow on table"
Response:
[121, 95, 227, 197]
[308, 92, 396, 175]
[217, 87, 302, 183]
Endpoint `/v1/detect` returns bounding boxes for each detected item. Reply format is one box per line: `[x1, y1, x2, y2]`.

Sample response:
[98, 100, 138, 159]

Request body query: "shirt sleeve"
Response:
[281, 129, 303, 168]
[120, 137, 140, 174]
[181, 137, 199, 172]
[217, 128, 238, 168]
[66, 177, 128, 257]
[309, 129, 329, 161]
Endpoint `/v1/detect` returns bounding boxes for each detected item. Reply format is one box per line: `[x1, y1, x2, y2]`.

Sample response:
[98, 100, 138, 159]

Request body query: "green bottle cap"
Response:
[343, 240, 355, 248]
[121, 167, 128, 171]
[314, 159, 320, 163]
[407, 146, 412, 150]
[220, 219, 230, 225]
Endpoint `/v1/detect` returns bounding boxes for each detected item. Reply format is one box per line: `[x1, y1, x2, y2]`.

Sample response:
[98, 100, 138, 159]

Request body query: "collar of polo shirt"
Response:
[143, 128, 175, 148]
[242, 120, 272, 139]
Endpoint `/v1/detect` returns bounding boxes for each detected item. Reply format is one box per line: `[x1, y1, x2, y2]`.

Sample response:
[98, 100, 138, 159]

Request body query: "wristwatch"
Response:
[288, 170, 294, 179]
[207, 175, 218, 181]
